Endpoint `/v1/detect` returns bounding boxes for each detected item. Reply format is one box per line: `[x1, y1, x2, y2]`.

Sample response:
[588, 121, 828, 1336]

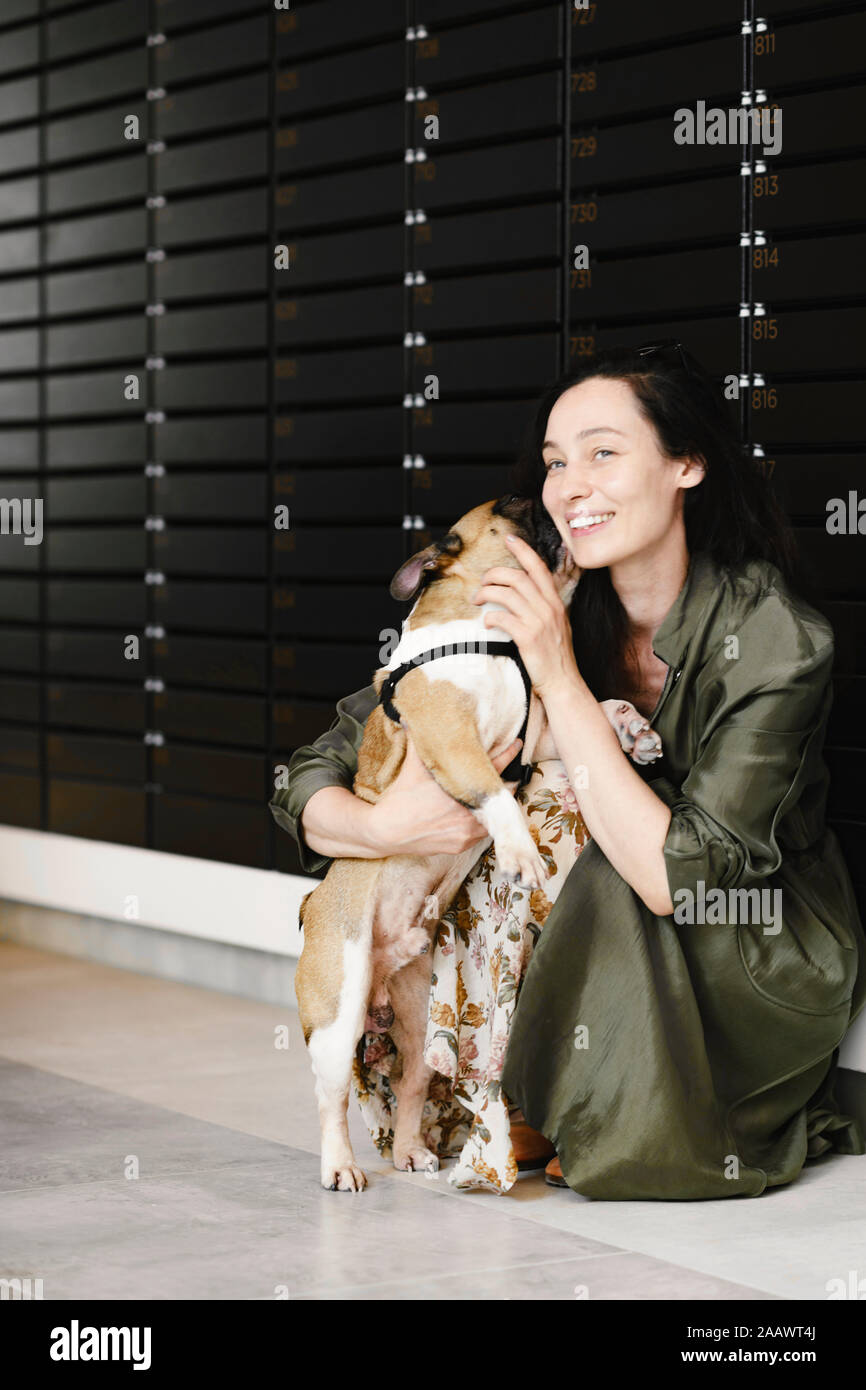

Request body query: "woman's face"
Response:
[540, 376, 704, 569]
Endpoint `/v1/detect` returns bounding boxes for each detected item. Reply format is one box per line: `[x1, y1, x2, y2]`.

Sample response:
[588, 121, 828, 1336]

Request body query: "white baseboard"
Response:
[0, 824, 309, 959]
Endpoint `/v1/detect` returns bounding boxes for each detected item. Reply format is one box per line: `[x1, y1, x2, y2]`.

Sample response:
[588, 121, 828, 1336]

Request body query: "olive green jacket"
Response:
[270, 551, 866, 1199]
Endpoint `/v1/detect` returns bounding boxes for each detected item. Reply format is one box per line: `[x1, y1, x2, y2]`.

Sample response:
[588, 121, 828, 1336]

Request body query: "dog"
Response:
[294, 496, 663, 1191]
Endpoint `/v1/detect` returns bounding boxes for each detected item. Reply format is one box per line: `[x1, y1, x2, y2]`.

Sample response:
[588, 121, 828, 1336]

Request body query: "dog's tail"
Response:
[298, 888, 313, 932]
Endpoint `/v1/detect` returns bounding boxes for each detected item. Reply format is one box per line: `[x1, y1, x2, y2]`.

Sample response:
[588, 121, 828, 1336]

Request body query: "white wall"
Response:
[0, 824, 307, 958]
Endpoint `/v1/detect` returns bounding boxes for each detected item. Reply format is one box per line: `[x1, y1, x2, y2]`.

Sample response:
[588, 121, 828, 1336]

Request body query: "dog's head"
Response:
[389, 495, 577, 603]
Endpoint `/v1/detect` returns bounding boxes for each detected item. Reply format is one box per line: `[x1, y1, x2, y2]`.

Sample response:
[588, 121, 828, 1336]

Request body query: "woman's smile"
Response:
[567, 509, 615, 536]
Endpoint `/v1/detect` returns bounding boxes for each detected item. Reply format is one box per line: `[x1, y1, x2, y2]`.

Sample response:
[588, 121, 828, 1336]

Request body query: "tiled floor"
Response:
[1, 939, 863, 1301]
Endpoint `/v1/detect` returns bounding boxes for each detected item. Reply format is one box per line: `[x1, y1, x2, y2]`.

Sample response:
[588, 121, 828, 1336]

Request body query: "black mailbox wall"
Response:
[0, 0, 863, 894]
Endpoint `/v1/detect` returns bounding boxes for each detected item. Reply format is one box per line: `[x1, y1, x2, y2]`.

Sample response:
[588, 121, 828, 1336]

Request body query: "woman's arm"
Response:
[301, 736, 523, 861]
[537, 675, 674, 914]
[270, 681, 522, 867]
[474, 537, 836, 919]
[473, 536, 674, 914]
[269, 684, 377, 873]
[297, 786, 381, 861]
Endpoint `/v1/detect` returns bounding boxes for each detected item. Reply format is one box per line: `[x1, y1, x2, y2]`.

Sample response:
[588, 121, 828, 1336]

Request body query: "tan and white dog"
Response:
[294, 496, 662, 1191]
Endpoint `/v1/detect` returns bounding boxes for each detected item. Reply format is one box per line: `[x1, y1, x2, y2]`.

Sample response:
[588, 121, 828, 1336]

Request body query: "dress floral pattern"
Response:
[351, 759, 589, 1193]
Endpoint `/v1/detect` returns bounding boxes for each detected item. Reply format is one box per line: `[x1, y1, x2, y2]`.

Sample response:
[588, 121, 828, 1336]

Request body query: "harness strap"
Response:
[378, 640, 534, 788]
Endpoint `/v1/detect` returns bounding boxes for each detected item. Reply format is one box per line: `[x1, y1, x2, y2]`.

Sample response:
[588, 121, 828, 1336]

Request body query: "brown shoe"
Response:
[510, 1120, 556, 1170]
[544, 1155, 569, 1187]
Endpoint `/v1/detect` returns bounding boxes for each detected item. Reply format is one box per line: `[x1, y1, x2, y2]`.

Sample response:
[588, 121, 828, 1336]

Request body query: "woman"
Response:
[271, 340, 866, 1199]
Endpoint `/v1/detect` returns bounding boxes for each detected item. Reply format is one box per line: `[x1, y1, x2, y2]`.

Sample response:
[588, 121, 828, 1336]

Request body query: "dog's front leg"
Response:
[600, 699, 663, 764]
[401, 680, 545, 889]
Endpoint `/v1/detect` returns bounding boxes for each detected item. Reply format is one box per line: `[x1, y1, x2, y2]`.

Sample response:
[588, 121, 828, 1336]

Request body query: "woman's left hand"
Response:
[472, 534, 580, 698]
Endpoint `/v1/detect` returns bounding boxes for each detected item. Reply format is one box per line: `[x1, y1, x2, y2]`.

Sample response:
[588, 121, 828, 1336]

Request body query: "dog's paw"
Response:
[393, 1143, 439, 1174]
[631, 724, 663, 764]
[497, 838, 547, 891]
[321, 1161, 367, 1192]
[601, 699, 663, 765]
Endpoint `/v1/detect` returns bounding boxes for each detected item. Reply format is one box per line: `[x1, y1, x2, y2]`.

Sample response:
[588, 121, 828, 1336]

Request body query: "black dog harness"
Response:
[378, 640, 535, 788]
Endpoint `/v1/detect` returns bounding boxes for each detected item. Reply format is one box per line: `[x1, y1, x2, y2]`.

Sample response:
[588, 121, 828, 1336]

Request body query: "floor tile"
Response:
[0, 1060, 621, 1300]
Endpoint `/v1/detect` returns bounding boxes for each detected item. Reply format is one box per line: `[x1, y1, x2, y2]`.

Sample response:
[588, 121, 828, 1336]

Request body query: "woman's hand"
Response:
[367, 734, 523, 857]
[472, 533, 581, 699]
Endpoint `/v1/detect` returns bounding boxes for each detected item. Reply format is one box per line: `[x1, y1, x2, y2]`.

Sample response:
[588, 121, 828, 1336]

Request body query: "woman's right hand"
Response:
[366, 735, 523, 857]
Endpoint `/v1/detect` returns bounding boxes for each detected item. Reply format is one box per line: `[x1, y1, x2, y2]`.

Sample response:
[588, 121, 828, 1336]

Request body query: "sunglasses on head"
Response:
[634, 338, 691, 374]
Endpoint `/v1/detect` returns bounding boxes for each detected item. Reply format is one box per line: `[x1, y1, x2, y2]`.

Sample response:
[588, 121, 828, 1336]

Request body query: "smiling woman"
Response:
[272, 340, 866, 1199]
[493, 340, 866, 1196]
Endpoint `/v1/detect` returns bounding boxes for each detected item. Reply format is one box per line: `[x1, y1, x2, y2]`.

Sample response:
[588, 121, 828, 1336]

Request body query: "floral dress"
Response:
[351, 758, 589, 1193]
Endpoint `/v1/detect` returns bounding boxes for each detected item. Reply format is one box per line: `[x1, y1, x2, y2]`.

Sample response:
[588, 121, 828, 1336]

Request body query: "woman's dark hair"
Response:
[510, 341, 799, 700]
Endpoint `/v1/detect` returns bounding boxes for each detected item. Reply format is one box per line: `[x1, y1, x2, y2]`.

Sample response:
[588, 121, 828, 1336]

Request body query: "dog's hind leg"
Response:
[297, 862, 381, 1192]
[387, 952, 440, 1174]
[306, 933, 373, 1193]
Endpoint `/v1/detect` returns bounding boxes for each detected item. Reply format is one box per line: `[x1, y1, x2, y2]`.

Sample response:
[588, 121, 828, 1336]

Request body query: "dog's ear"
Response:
[492, 493, 532, 525]
[389, 543, 441, 601]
